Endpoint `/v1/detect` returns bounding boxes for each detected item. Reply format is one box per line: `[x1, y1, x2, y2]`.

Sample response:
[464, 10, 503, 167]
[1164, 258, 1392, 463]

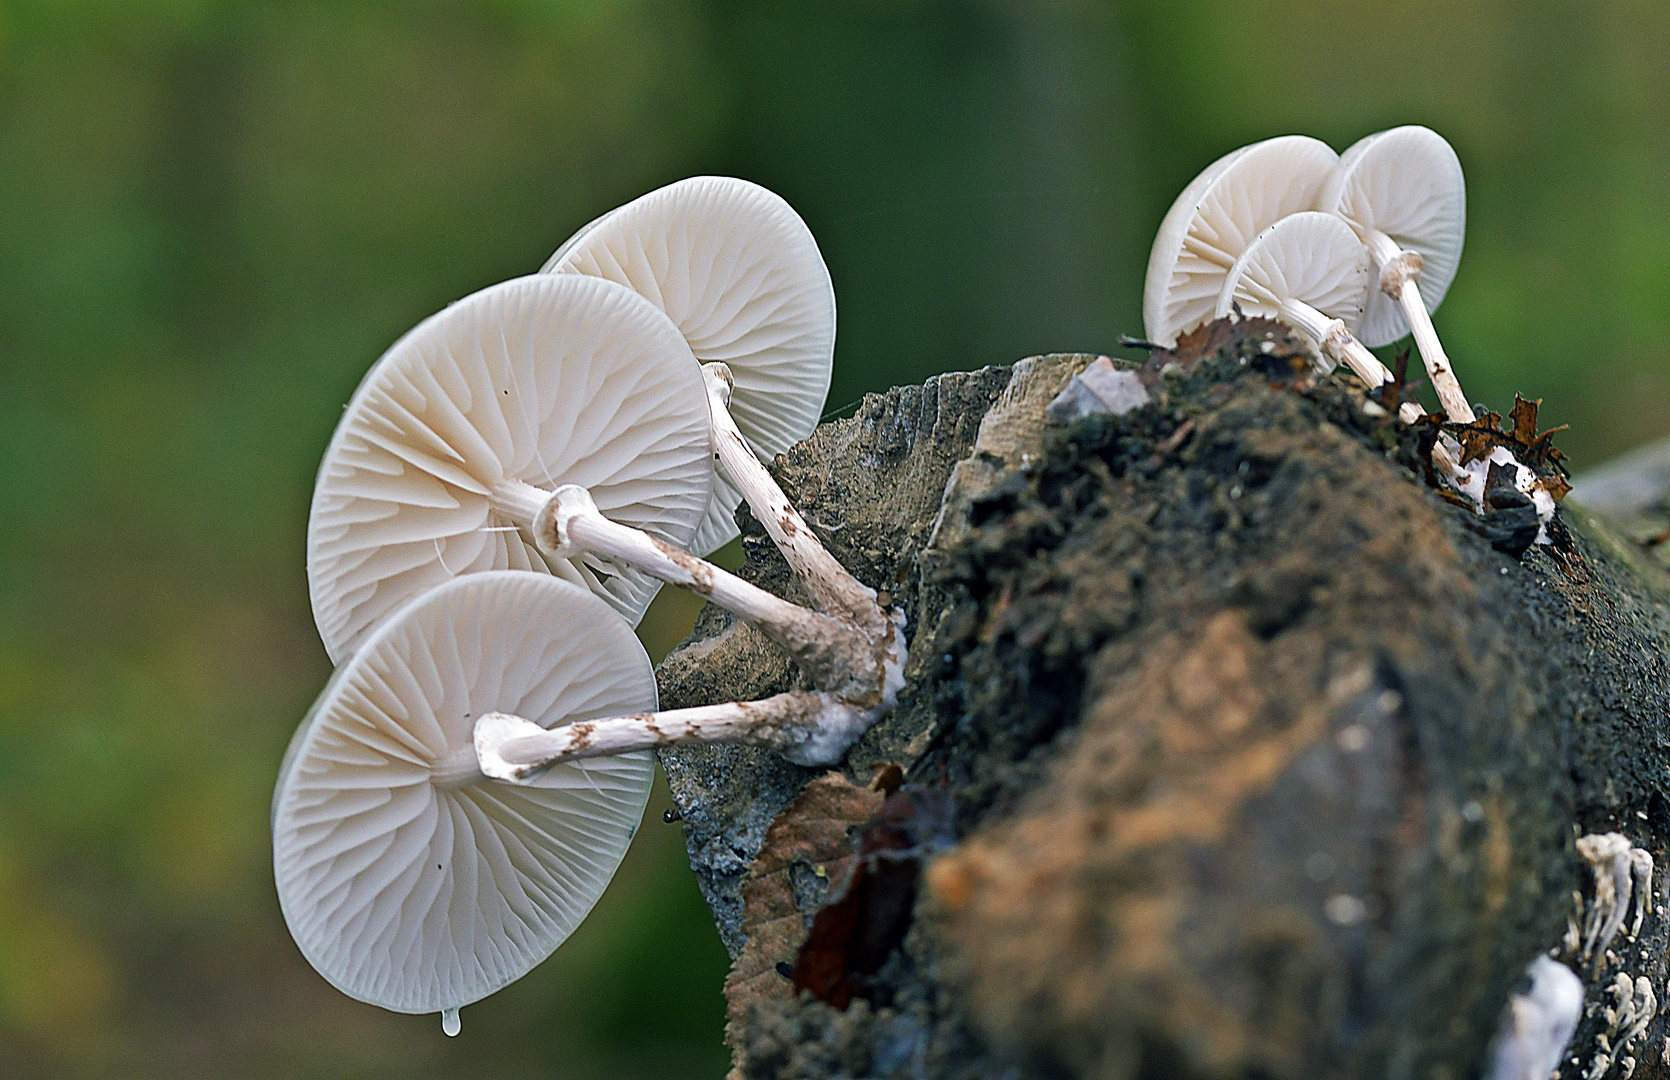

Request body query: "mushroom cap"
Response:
[1143, 135, 1339, 347]
[543, 176, 835, 555]
[273, 571, 656, 1016]
[1214, 211, 1372, 331]
[307, 273, 713, 663]
[1318, 125, 1466, 348]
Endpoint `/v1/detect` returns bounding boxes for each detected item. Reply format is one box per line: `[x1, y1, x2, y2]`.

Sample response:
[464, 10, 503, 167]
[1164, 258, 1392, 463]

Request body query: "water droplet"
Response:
[442, 1008, 461, 1037]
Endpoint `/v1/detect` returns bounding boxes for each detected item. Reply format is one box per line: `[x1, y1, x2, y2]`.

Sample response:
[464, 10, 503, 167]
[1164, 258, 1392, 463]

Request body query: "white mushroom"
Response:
[1212, 211, 1484, 490]
[1318, 126, 1471, 422]
[310, 270, 900, 758]
[543, 176, 834, 558]
[1142, 136, 1561, 526]
[1321, 127, 1557, 537]
[272, 571, 656, 1030]
[528, 483, 901, 718]
[306, 273, 713, 663]
[1139, 139, 1418, 401]
[545, 176, 895, 655]
[475, 685, 882, 775]
[1212, 210, 1389, 388]
[1630, 847, 1654, 939]
[1578, 832, 1636, 963]
[1485, 956, 1584, 1080]
[1143, 134, 1339, 348]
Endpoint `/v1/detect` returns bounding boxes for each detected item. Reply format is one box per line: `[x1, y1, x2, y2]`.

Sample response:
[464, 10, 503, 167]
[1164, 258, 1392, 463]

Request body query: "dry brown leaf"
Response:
[1448, 395, 1570, 479]
[790, 788, 954, 1008]
[1508, 394, 1541, 446]
[1454, 410, 1506, 467]
[1509, 393, 1572, 472]
[1537, 472, 1574, 503]
[723, 772, 886, 1071]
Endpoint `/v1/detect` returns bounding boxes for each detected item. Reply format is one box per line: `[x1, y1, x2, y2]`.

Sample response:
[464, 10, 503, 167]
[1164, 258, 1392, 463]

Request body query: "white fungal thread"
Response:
[1438, 443, 1557, 543]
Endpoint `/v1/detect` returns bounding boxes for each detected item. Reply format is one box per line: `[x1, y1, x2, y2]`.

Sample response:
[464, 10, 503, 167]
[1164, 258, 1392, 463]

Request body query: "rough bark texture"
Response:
[656, 322, 1670, 1080]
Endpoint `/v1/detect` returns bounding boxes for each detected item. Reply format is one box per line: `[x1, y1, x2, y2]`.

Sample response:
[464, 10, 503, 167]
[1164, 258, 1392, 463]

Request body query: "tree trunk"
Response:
[657, 319, 1670, 1080]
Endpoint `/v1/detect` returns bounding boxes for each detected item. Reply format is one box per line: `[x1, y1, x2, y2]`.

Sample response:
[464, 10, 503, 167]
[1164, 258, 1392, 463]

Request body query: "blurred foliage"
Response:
[0, 0, 1667, 1075]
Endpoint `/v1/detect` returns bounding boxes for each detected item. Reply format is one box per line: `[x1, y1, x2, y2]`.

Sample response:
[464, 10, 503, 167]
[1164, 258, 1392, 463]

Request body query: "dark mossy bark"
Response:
[656, 322, 1670, 1080]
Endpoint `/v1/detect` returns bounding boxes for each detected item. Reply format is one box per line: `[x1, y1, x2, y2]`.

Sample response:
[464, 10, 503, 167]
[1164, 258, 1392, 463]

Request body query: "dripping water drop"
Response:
[442, 1007, 461, 1036]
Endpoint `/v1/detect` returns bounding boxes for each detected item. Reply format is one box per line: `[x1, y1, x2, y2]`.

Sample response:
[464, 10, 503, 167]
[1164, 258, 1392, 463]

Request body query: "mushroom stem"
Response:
[429, 747, 487, 790]
[475, 690, 881, 776]
[536, 485, 892, 701]
[1360, 228, 1474, 423]
[488, 478, 553, 525]
[702, 363, 891, 636]
[1273, 297, 1395, 389]
[1259, 303, 1474, 485]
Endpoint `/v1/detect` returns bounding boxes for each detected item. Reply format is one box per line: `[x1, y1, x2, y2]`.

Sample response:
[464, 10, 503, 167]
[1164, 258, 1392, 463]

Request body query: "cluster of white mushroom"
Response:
[271, 178, 904, 1033]
[1144, 126, 1557, 535]
[273, 125, 1554, 1037]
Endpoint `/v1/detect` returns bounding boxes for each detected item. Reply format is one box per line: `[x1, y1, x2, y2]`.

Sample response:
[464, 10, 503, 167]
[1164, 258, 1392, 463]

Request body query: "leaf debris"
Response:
[789, 787, 954, 1008]
[724, 773, 886, 1064]
[1446, 394, 1571, 498]
[1132, 314, 1312, 388]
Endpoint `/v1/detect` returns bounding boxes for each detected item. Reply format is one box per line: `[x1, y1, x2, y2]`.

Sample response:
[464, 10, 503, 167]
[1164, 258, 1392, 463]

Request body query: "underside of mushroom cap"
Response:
[1214, 211, 1372, 332]
[273, 571, 656, 1016]
[307, 273, 713, 663]
[1319, 125, 1466, 348]
[1143, 135, 1339, 348]
[542, 176, 835, 555]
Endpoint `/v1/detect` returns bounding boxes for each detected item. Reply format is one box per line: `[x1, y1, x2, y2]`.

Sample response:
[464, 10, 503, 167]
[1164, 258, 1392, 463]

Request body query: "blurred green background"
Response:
[1, 0, 1667, 1076]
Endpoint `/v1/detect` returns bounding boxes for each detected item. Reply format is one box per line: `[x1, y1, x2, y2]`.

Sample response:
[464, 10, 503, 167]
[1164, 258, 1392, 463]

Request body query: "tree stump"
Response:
[657, 319, 1670, 1080]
